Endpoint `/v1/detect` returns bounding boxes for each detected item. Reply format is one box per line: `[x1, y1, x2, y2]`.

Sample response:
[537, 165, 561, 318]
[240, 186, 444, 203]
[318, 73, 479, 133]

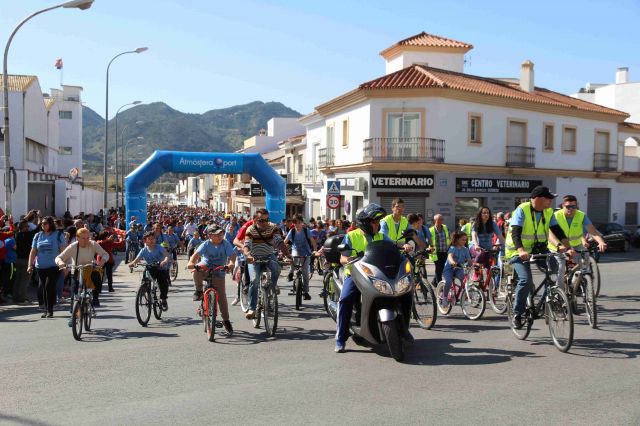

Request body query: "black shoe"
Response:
[303, 293, 311, 301]
[92, 299, 100, 308]
[162, 299, 168, 310]
[193, 291, 202, 301]
[287, 271, 294, 281]
[41, 312, 48, 318]
[512, 315, 523, 330]
[108, 287, 114, 292]
[318, 289, 327, 298]
[222, 320, 233, 336]
[46, 312, 53, 318]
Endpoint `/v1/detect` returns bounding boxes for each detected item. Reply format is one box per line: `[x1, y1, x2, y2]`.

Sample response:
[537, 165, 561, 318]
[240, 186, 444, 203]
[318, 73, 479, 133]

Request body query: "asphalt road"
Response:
[2, 249, 639, 425]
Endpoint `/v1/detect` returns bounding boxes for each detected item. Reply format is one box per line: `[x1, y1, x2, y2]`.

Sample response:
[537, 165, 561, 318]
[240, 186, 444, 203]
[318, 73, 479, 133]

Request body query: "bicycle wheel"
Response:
[206, 290, 217, 342]
[135, 284, 151, 326]
[239, 271, 250, 313]
[294, 275, 303, 311]
[71, 300, 84, 341]
[581, 274, 597, 329]
[323, 273, 338, 322]
[170, 261, 179, 281]
[412, 277, 437, 329]
[546, 287, 573, 353]
[83, 300, 92, 332]
[435, 281, 452, 315]
[263, 287, 278, 337]
[589, 257, 601, 297]
[461, 283, 486, 320]
[488, 270, 508, 314]
[153, 286, 163, 320]
[507, 293, 532, 340]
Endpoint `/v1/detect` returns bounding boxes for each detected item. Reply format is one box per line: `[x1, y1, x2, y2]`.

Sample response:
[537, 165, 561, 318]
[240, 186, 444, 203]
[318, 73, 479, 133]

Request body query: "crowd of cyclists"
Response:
[1, 185, 611, 355]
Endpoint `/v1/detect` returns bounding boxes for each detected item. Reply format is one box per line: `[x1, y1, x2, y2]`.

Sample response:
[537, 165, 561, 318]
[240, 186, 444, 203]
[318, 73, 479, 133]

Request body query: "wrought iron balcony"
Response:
[363, 138, 445, 163]
[506, 145, 535, 168]
[304, 164, 321, 183]
[593, 153, 618, 172]
[318, 147, 334, 168]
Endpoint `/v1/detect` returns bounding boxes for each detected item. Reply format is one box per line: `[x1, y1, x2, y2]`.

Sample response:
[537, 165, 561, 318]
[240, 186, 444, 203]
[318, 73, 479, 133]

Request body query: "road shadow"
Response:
[568, 338, 640, 359]
[0, 304, 40, 322]
[0, 413, 51, 426]
[593, 295, 640, 333]
[78, 327, 180, 342]
[429, 322, 508, 334]
[210, 325, 335, 346]
[278, 306, 330, 322]
[400, 338, 539, 365]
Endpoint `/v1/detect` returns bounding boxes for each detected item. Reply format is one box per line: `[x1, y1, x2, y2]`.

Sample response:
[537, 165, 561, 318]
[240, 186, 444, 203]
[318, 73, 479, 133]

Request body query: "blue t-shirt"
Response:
[511, 207, 559, 228]
[4, 238, 17, 263]
[444, 246, 471, 270]
[136, 245, 169, 270]
[165, 233, 180, 249]
[286, 227, 313, 257]
[195, 239, 235, 276]
[225, 223, 240, 245]
[32, 231, 65, 268]
[472, 222, 503, 250]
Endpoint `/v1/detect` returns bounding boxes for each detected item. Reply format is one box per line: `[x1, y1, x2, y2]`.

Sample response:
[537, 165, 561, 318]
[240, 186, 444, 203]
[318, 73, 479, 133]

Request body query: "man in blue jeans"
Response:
[242, 209, 290, 320]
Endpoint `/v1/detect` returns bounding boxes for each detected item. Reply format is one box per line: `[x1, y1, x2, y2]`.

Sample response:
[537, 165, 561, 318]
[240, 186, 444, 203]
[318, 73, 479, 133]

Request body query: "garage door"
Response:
[587, 188, 610, 225]
[28, 183, 55, 216]
[379, 196, 426, 216]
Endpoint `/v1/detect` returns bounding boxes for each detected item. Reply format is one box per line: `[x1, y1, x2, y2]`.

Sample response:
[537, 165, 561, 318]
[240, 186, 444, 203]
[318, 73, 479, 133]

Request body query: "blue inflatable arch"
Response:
[125, 151, 285, 229]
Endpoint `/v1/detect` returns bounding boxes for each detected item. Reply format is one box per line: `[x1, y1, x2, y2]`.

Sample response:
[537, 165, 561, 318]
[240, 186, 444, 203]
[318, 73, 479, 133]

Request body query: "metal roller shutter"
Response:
[379, 196, 426, 216]
[587, 188, 610, 225]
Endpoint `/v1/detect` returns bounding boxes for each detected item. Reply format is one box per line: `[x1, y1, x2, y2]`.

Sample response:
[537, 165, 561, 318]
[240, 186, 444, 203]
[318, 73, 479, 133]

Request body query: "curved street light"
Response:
[114, 101, 141, 210]
[103, 46, 148, 210]
[120, 121, 144, 206]
[2, 0, 94, 214]
[125, 136, 145, 176]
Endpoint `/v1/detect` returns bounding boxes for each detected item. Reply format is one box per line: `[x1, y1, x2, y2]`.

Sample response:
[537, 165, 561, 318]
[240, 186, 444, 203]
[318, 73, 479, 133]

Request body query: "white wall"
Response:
[324, 103, 370, 167]
[385, 51, 465, 74]
[267, 117, 305, 139]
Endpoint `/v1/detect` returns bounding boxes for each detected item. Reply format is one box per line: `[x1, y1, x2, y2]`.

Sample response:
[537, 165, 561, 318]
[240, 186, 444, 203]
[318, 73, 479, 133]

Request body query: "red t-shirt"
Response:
[235, 220, 254, 242]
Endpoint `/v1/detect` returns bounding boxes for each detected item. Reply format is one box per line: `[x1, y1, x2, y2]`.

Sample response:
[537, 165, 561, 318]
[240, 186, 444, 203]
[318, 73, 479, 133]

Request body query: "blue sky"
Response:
[2, 0, 639, 118]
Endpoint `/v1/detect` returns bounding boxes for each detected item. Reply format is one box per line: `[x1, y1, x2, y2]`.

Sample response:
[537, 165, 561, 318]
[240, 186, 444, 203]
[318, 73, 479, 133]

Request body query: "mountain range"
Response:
[82, 101, 302, 177]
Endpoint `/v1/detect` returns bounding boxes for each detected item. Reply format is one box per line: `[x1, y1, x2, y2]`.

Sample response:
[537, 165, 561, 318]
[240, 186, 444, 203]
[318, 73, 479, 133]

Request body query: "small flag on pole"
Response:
[55, 58, 63, 69]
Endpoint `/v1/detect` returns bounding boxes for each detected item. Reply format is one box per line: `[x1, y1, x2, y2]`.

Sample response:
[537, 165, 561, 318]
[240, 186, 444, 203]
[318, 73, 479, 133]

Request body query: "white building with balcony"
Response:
[0, 75, 102, 217]
[300, 32, 638, 227]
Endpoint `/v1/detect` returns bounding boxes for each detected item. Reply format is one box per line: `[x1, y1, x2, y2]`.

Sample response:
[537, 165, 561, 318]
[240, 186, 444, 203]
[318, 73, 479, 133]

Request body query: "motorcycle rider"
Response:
[335, 203, 418, 353]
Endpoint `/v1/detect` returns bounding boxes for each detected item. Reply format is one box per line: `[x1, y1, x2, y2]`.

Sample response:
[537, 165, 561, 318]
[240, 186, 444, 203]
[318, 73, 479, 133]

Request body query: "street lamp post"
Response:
[103, 46, 148, 211]
[124, 136, 144, 175]
[2, 0, 94, 214]
[120, 121, 143, 207]
[114, 101, 141, 210]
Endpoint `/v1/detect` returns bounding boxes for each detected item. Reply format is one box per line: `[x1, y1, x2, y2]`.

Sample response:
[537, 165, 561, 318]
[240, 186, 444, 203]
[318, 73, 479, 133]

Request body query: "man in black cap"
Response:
[504, 186, 575, 329]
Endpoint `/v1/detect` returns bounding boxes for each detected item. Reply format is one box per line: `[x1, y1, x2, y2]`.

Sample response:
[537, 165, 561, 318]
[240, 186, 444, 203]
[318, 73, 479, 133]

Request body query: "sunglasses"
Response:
[257, 218, 269, 223]
[564, 205, 578, 210]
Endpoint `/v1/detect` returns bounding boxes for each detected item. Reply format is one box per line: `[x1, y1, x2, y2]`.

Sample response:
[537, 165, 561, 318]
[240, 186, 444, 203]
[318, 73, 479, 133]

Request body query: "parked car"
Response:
[634, 226, 640, 248]
[596, 223, 633, 252]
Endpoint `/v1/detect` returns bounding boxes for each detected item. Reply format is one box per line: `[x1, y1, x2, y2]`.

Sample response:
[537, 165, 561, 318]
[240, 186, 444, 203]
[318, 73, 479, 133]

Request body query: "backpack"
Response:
[289, 227, 313, 250]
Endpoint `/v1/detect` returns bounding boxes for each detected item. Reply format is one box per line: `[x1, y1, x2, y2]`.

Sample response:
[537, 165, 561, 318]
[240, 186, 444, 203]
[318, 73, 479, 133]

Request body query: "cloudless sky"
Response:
[2, 0, 639, 118]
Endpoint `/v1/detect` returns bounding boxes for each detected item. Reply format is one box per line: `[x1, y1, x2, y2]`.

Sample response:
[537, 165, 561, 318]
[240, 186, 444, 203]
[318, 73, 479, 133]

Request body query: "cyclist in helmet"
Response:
[334, 203, 416, 353]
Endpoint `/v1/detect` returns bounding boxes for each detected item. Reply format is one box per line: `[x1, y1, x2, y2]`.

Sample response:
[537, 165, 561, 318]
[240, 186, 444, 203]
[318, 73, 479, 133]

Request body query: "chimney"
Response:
[520, 60, 534, 92]
[616, 67, 629, 84]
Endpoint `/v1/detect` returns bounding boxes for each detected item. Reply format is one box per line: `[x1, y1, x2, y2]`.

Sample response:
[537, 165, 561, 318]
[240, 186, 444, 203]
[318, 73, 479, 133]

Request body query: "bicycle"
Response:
[126, 240, 140, 264]
[472, 247, 508, 315]
[130, 262, 166, 327]
[586, 239, 602, 297]
[436, 265, 486, 320]
[194, 264, 228, 341]
[321, 262, 341, 322]
[237, 260, 251, 313]
[64, 263, 100, 341]
[564, 249, 597, 328]
[169, 249, 179, 281]
[290, 256, 309, 310]
[406, 248, 437, 329]
[506, 252, 574, 353]
[250, 258, 278, 336]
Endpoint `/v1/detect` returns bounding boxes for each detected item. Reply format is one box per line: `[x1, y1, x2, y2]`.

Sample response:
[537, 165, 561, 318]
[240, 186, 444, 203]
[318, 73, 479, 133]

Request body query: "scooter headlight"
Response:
[372, 279, 394, 295]
[395, 274, 412, 295]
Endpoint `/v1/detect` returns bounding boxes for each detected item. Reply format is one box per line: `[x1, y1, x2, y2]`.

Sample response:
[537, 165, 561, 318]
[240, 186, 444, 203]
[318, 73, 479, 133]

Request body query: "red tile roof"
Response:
[359, 65, 628, 117]
[395, 31, 473, 49]
[0, 75, 37, 92]
[621, 122, 640, 130]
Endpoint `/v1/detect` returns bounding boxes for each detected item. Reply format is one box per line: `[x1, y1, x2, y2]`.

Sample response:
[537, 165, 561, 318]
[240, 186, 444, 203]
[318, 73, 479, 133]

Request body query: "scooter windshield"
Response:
[362, 240, 403, 279]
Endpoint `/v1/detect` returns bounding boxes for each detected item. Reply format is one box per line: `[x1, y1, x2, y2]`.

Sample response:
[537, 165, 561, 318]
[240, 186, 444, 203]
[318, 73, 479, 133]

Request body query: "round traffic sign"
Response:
[326, 195, 340, 209]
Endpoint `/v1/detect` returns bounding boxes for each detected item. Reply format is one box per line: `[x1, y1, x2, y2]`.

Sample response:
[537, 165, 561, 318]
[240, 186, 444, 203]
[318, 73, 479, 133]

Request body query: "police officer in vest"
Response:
[429, 214, 450, 284]
[505, 186, 575, 329]
[380, 198, 414, 253]
[336, 203, 417, 353]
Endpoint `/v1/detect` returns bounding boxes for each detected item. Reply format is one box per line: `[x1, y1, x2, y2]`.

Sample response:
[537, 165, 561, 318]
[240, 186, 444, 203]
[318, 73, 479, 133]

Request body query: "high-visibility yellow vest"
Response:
[548, 210, 584, 251]
[344, 228, 384, 276]
[505, 202, 553, 258]
[382, 214, 408, 241]
[461, 222, 472, 241]
[428, 225, 450, 261]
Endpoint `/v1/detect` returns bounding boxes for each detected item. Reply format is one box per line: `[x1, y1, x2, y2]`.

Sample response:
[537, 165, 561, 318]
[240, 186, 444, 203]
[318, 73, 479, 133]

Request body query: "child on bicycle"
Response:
[130, 231, 171, 310]
[187, 225, 236, 335]
[441, 231, 471, 308]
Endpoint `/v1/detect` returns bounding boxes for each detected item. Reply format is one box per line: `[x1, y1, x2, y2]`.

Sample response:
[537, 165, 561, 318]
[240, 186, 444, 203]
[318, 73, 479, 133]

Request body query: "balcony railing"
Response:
[506, 145, 535, 168]
[363, 138, 445, 163]
[304, 164, 321, 183]
[593, 153, 618, 172]
[318, 147, 334, 168]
